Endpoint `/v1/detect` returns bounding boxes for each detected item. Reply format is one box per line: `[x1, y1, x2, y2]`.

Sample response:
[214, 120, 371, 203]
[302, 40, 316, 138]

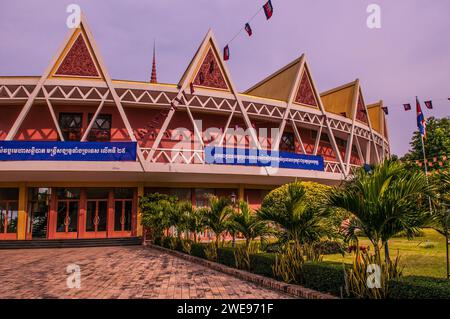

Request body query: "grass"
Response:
[323, 228, 449, 278]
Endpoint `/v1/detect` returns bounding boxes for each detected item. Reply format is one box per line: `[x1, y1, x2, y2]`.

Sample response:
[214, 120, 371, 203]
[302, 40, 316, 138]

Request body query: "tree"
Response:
[231, 201, 271, 249]
[203, 196, 234, 249]
[140, 193, 178, 240]
[402, 117, 449, 172]
[258, 183, 335, 247]
[179, 201, 206, 243]
[326, 159, 435, 264]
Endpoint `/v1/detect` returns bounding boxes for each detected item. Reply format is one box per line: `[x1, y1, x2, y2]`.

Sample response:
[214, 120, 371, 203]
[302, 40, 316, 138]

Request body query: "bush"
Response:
[249, 253, 276, 277]
[217, 247, 236, 267]
[389, 276, 450, 299]
[262, 181, 331, 214]
[302, 262, 347, 296]
[191, 243, 206, 259]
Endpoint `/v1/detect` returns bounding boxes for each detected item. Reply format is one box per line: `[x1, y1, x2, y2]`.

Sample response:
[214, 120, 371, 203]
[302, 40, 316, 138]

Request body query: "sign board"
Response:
[0, 141, 137, 162]
[205, 146, 324, 171]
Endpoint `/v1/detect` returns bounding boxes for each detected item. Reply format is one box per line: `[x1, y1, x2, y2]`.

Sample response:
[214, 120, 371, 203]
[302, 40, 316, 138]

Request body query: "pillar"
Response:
[17, 183, 27, 240]
[136, 183, 144, 237]
[238, 184, 245, 202]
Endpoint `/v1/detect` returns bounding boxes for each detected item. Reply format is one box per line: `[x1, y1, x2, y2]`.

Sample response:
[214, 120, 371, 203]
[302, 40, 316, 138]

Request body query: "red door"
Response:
[111, 199, 133, 237]
[84, 200, 108, 238]
[55, 199, 79, 239]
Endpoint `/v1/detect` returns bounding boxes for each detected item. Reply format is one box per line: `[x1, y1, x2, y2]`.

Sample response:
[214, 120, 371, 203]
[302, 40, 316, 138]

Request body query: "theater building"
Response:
[0, 15, 389, 241]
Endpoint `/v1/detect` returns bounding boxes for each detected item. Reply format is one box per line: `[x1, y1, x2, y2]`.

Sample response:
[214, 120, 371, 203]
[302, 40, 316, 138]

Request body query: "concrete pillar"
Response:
[17, 183, 27, 240]
[136, 183, 144, 237]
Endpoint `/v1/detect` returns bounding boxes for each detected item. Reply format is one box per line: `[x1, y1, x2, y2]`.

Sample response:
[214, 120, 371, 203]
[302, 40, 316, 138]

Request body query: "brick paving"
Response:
[0, 246, 293, 299]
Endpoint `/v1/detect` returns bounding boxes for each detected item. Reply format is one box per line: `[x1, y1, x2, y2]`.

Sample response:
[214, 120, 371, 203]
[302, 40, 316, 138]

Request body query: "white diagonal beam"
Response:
[43, 87, 65, 141]
[344, 79, 360, 175]
[290, 118, 306, 154]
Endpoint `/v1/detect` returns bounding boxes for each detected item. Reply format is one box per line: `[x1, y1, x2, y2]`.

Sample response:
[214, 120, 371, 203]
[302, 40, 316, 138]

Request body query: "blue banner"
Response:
[0, 141, 137, 161]
[205, 146, 324, 171]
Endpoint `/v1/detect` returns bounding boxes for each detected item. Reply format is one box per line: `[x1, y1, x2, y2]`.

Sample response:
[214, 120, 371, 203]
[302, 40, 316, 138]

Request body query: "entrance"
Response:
[0, 188, 19, 240]
[48, 187, 136, 239]
[27, 188, 51, 239]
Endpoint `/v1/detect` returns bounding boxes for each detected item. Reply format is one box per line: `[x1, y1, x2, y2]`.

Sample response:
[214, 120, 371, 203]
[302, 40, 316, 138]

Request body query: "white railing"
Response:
[141, 147, 352, 175]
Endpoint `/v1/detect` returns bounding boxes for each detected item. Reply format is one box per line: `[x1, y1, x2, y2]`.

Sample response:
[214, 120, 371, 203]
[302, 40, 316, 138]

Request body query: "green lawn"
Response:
[323, 229, 449, 278]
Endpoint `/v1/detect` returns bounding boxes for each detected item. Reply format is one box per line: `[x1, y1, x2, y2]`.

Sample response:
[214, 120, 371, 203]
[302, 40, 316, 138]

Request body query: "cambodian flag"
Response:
[416, 97, 426, 138]
[263, 0, 273, 20]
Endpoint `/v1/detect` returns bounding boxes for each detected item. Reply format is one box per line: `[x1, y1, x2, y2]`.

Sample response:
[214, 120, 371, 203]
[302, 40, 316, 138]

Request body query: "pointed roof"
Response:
[320, 80, 358, 119]
[367, 101, 387, 138]
[244, 56, 303, 101]
[150, 41, 157, 83]
[49, 24, 103, 79]
[178, 30, 232, 92]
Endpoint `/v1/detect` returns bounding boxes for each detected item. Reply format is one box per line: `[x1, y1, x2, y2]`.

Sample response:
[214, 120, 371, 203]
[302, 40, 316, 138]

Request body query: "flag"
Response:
[223, 45, 230, 61]
[424, 100, 433, 109]
[416, 97, 426, 138]
[381, 106, 388, 115]
[189, 82, 195, 95]
[263, 0, 274, 20]
[245, 23, 253, 36]
[403, 103, 411, 111]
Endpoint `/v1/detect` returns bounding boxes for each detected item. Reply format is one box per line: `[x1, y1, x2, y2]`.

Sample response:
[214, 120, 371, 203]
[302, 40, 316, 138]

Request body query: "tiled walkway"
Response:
[0, 246, 293, 299]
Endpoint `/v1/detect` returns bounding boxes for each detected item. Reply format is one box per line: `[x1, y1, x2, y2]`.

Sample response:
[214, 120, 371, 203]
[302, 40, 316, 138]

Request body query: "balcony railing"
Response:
[140, 148, 354, 175]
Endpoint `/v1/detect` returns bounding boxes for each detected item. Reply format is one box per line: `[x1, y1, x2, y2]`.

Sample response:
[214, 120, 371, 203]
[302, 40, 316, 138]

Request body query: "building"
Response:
[0, 15, 389, 241]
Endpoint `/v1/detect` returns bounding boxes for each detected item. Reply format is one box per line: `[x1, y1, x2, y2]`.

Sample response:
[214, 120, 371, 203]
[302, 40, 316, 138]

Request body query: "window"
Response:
[87, 113, 112, 142]
[59, 113, 83, 141]
[280, 132, 295, 152]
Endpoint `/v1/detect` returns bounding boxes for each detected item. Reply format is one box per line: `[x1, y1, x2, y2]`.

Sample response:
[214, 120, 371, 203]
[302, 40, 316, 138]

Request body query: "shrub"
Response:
[302, 262, 347, 296]
[217, 247, 236, 267]
[234, 242, 260, 270]
[204, 243, 218, 261]
[262, 181, 331, 213]
[272, 243, 304, 284]
[181, 239, 192, 255]
[249, 253, 276, 277]
[191, 243, 206, 259]
[389, 276, 450, 299]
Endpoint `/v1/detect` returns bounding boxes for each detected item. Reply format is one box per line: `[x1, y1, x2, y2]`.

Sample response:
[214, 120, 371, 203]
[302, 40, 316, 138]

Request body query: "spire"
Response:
[150, 40, 157, 83]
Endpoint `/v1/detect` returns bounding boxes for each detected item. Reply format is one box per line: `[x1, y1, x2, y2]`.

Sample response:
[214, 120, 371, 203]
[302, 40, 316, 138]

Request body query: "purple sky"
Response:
[0, 0, 448, 156]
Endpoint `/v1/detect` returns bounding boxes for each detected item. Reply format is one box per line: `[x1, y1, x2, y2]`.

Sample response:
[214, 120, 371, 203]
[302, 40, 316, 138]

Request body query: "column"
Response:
[136, 184, 144, 237]
[16, 183, 27, 240]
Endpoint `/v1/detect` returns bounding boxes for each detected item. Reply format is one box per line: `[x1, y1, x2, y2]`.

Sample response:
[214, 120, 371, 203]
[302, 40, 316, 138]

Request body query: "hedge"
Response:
[302, 262, 346, 296]
[388, 276, 450, 299]
[155, 240, 449, 299]
[217, 247, 236, 268]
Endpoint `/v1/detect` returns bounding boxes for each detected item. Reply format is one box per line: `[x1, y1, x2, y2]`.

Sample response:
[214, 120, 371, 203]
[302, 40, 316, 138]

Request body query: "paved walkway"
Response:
[0, 246, 292, 299]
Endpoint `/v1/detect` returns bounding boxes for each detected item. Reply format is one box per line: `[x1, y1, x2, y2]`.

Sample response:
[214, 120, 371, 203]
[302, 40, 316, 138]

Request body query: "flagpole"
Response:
[417, 96, 433, 212]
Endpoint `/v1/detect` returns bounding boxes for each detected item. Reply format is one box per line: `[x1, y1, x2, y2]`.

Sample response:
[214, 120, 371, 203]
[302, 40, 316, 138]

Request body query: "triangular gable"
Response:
[293, 67, 318, 108]
[192, 46, 229, 90]
[49, 25, 102, 79]
[244, 56, 302, 101]
[320, 81, 357, 119]
[367, 102, 382, 133]
[355, 89, 368, 124]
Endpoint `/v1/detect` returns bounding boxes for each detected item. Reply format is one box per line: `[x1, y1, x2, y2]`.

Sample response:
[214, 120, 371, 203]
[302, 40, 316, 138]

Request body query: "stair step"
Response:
[0, 237, 142, 249]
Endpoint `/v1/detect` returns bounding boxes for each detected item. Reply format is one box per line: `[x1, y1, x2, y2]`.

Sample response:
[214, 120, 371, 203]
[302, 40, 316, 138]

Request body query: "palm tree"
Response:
[232, 201, 272, 249]
[326, 159, 435, 264]
[258, 183, 334, 248]
[203, 196, 234, 249]
[178, 201, 206, 243]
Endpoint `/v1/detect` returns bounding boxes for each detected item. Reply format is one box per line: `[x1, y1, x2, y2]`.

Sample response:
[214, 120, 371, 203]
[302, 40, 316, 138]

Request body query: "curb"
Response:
[148, 244, 338, 299]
